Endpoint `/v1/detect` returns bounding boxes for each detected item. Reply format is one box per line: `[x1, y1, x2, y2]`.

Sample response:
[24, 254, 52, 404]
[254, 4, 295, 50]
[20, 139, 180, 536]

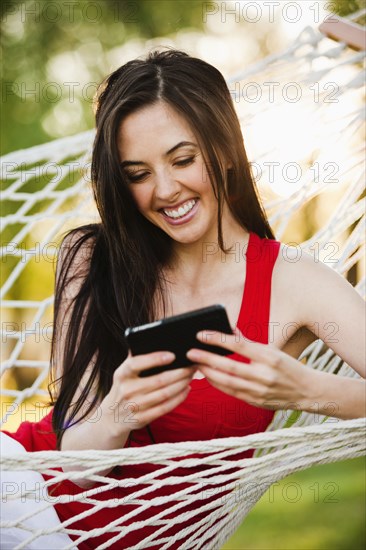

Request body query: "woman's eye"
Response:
[125, 172, 148, 183]
[174, 156, 195, 167]
[124, 156, 195, 182]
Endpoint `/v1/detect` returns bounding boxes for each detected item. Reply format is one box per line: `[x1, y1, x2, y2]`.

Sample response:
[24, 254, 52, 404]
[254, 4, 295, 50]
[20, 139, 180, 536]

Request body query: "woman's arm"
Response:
[53, 232, 131, 486]
[53, 232, 194, 488]
[285, 247, 365, 378]
[60, 357, 194, 489]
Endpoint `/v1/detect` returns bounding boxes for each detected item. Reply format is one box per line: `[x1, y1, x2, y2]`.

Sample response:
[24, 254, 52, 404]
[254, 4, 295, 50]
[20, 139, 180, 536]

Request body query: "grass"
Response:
[222, 457, 365, 549]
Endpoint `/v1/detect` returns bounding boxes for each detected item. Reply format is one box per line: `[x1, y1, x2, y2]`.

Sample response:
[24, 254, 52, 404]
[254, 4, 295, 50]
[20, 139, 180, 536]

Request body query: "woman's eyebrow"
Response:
[120, 141, 198, 168]
[166, 140, 198, 156]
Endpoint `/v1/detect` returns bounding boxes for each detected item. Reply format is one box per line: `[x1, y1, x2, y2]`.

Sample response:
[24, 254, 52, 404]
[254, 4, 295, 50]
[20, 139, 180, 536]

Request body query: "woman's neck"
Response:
[166, 222, 250, 293]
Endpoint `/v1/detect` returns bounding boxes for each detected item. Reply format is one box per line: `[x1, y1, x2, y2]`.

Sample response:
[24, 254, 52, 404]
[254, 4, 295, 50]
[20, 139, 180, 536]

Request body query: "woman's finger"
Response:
[130, 351, 176, 372]
[196, 330, 280, 365]
[198, 364, 264, 395]
[133, 386, 191, 426]
[123, 367, 194, 398]
[186, 347, 260, 379]
[115, 351, 176, 380]
[135, 378, 192, 411]
[199, 365, 283, 408]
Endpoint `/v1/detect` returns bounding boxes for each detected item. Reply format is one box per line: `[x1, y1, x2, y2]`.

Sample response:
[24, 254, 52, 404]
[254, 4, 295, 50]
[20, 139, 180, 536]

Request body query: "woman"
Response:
[3, 49, 365, 549]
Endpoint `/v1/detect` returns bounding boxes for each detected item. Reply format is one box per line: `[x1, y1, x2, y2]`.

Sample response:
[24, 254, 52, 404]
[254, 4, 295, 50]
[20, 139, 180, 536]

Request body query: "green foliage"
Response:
[330, 0, 366, 17]
[1, 0, 205, 155]
[1, 0, 364, 155]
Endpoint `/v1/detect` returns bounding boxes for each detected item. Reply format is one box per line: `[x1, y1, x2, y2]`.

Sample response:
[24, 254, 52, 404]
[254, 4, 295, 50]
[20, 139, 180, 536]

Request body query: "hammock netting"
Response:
[1, 23, 365, 549]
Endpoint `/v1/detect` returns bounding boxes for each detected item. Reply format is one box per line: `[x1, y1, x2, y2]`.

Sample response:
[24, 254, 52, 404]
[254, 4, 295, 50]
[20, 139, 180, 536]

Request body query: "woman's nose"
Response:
[154, 170, 181, 202]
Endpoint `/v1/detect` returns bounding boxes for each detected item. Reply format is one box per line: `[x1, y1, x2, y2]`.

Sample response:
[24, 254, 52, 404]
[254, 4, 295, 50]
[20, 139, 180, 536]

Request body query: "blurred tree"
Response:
[330, 0, 366, 19]
[1, 0, 364, 154]
[0, 0, 205, 154]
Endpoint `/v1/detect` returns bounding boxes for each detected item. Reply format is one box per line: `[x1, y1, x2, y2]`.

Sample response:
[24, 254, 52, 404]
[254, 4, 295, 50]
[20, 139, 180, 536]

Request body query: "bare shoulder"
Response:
[274, 242, 359, 323]
[273, 242, 365, 376]
[277, 240, 347, 273]
[287, 242, 344, 279]
[274, 243, 357, 302]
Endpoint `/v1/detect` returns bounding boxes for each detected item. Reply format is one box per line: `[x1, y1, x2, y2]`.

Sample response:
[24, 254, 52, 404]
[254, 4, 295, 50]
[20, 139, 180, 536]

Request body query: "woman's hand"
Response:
[186, 330, 366, 419]
[101, 351, 196, 438]
[186, 330, 314, 412]
[61, 352, 195, 488]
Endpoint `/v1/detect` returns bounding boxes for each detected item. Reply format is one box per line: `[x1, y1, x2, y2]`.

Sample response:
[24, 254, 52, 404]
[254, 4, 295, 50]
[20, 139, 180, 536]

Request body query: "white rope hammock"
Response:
[1, 23, 365, 549]
[1, 419, 364, 550]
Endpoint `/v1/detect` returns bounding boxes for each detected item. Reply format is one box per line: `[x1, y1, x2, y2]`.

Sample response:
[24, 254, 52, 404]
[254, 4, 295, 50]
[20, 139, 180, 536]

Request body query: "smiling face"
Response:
[117, 101, 227, 246]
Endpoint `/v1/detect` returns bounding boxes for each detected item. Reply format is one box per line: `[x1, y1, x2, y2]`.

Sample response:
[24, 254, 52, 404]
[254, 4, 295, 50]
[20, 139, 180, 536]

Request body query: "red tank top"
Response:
[3, 232, 280, 549]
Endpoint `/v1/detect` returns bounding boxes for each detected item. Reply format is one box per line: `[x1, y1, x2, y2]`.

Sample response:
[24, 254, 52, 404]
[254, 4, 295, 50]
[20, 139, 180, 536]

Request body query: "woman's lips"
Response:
[159, 199, 199, 226]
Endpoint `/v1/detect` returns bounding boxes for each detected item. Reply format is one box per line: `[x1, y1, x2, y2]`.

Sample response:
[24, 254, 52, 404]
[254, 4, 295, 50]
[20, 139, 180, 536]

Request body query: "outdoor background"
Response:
[1, 1, 365, 548]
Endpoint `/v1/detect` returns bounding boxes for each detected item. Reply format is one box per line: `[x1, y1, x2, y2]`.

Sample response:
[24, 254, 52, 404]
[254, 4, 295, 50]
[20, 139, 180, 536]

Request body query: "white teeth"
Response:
[163, 200, 196, 219]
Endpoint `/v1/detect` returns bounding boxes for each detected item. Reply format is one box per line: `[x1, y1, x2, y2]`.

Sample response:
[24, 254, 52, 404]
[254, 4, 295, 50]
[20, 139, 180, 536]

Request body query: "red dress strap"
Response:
[237, 232, 281, 344]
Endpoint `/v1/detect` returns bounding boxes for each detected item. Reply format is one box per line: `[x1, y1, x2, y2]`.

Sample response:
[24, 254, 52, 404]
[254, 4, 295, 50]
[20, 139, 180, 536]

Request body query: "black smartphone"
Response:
[124, 304, 233, 377]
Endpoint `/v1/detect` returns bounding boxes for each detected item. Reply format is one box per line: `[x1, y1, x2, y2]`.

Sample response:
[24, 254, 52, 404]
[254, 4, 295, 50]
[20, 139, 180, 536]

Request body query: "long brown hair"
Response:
[49, 48, 275, 446]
